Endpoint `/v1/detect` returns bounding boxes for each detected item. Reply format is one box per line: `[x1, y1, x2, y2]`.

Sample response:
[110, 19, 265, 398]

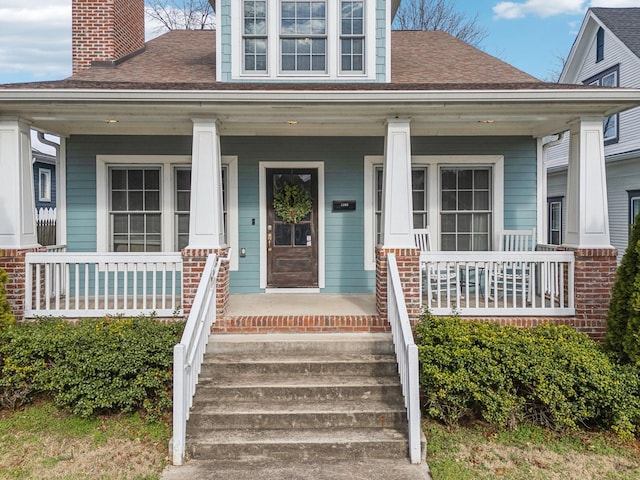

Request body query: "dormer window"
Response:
[596, 27, 604, 63]
[281, 1, 327, 72]
[231, 0, 378, 81]
[243, 1, 268, 72]
[340, 1, 364, 72]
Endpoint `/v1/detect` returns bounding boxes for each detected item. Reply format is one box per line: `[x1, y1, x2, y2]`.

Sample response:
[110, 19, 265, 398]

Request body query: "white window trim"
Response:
[364, 155, 504, 270]
[259, 161, 325, 289]
[38, 167, 51, 202]
[96, 155, 239, 270]
[231, 0, 376, 81]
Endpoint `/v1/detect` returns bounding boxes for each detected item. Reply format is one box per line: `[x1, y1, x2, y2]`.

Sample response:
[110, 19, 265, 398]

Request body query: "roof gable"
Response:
[591, 8, 640, 60]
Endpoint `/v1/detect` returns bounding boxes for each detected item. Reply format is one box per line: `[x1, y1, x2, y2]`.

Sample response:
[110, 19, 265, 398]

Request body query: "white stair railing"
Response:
[172, 252, 228, 465]
[386, 253, 422, 464]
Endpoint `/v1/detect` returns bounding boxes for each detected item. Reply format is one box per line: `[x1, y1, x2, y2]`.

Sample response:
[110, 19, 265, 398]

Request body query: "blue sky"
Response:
[0, 0, 639, 84]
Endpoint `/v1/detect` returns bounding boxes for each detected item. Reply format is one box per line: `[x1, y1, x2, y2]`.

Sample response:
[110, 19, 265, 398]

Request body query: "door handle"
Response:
[267, 232, 272, 252]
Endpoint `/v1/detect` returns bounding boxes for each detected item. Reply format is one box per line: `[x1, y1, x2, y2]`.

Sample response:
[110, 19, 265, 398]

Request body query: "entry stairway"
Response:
[162, 333, 429, 480]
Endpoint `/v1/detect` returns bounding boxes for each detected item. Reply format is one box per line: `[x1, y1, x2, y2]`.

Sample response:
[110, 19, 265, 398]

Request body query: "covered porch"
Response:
[1, 88, 637, 339]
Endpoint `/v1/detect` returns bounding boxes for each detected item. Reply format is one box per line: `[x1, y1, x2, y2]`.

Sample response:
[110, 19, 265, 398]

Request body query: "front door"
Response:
[266, 168, 318, 288]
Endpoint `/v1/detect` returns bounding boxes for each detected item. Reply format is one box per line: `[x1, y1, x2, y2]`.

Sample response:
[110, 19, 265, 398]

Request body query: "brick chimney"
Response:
[72, 0, 146, 74]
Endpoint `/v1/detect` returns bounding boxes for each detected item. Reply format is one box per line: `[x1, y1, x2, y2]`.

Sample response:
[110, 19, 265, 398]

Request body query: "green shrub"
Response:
[0, 316, 183, 418]
[606, 212, 640, 363]
[416, 313, 640, 438]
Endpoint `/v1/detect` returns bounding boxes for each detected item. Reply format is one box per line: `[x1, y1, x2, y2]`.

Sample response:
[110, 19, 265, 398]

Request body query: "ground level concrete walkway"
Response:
[161, 458, 431, 480]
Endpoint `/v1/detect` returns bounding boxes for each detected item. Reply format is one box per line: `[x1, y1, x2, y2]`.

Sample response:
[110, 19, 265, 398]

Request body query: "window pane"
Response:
[442, 191, 456, 211]
[275, 223, 292, 245]
[474, 191, 489, 210]
[145, 191, 160, 211]
[441, 169, 456, 189]
[147, 214, 161, 234]
[295, 224, 311, 246]
[111, 191, 127, 211]
[474, 169, 489, 189]
[130, 214, 144, 233]
[112, 169, 126, 189]
[113, 214, 128, 234]
[458, 169, 472, 189]
[458, 191, 473, 210]
[176, 169, 191, 191]
[441, 214, 456, 233]
[128, 170, 143, 189]
[129, 191, 144, 211]
[473, 234, 489, 251]
[457, 214, 472, 233]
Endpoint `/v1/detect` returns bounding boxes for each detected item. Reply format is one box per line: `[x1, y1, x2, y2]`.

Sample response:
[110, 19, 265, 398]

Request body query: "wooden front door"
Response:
[266, 169, 318, 288]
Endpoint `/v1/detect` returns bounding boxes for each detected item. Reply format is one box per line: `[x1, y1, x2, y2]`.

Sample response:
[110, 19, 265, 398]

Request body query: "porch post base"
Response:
[559, 246, 617, 341]
[1, 246, 46, 322]
[376, 247, 421, 326]
[181, 247, 230, 319]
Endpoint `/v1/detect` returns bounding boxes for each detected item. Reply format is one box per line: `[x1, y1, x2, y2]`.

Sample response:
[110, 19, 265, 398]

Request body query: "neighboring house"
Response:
[32, 148, 56, 210]
[546, 7, 640, 261]
[0, 0, 639, 339]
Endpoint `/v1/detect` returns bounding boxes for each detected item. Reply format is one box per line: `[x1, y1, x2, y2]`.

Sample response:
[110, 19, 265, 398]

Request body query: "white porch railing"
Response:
[24, 252, 183, 318]
[172, 253, 227, 466]
[420, 251, 575, 316]
[386, 253, 422, 465]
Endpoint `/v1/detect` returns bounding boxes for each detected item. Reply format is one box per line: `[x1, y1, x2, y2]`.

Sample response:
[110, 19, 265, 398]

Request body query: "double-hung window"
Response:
[281, 1, 327, 72]
[110, 168, 162, 252]
[547, 197, 562, 245]
[629, 190, 640, 237]
[38, 168, 52, 203]
[373, 166, 428, 247]
[243, 1, 268, 72]
[440, 167, 492, 251]
[585, 66, 619, 144]
[340, 1, 364, 72]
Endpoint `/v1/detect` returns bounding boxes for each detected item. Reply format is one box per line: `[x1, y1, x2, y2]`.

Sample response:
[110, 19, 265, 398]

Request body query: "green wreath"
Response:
[273, 184, 312, 224]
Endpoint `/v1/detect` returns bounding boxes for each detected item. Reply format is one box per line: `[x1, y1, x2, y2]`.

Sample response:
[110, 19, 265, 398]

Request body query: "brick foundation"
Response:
[181, 247, 230, 319]
[0, 246, 46, 321]
[375, 247, 421, 326]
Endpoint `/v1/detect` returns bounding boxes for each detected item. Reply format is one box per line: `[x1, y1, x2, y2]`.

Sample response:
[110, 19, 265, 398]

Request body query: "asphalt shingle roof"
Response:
[591, 8, 640, 60]
[1, 29, 559, 91]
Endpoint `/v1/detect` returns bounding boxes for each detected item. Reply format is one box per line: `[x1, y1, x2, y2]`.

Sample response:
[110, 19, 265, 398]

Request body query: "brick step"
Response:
[186, 428, 409, 462]
[212, 315, 390, 334]
[187, 399, 407, 430]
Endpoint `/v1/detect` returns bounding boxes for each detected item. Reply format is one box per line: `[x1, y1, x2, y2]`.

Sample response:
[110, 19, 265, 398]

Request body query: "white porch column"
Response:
[188, 118, 226, 248]
[564, 117, 611, 248]
[0, 118, 38, 248]
[381, 118, 414, 248]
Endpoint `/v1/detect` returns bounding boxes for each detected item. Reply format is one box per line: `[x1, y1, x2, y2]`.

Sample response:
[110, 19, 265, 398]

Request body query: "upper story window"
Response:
[596, 27, 604, 63]
[340, 1, 364, 72]
[243, 1, 268, 72]
[281, 1, 327, 72]
[585, 65, 619, 144]
[232, 0, 376, 81]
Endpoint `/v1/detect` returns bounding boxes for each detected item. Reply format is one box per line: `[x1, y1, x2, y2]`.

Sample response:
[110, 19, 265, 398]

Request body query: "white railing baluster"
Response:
[418, 251, 575, 316]
[23, 252, 184, 318]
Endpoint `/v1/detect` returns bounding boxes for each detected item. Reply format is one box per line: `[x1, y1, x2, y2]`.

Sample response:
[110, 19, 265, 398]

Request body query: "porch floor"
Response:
[217, 294, 382, 333]
[225, 293, 377, 316]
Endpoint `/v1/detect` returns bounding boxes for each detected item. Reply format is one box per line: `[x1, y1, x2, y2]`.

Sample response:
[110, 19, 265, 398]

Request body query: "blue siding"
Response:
[219, 0, 232, 82]
[376, 0, 387, 81]
[66, 135, 191, 252]
[65, 134, 536, 294]
[221, 136, 384, 293]
[33, 160, 56, 209]
[411, 136, 538, 231]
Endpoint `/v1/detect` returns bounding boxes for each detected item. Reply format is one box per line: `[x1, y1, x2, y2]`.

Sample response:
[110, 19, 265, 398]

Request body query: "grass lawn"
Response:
[0, 401, 170, 480]
[425, 419, 640, 480]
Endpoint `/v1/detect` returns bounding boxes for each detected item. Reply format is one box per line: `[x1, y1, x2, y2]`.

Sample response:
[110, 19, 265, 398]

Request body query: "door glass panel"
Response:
[275, 223, 292, 245]
[295, 224, 311, 246]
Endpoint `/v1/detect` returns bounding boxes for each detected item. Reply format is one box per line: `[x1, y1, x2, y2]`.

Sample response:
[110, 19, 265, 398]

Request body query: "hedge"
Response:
[416, 313, 640, 439]
[0, 316, 183, 418]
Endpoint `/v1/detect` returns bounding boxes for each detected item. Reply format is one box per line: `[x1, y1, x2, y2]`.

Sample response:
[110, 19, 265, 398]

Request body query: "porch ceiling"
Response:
[1, 88, 639, 138]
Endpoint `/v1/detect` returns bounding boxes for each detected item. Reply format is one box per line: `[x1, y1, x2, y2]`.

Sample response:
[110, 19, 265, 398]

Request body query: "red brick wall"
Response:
[181, 247, 230, 319]
[376, 247, 421, 325]
[0, 247, 45, 321]
[72, 0, 145, 74]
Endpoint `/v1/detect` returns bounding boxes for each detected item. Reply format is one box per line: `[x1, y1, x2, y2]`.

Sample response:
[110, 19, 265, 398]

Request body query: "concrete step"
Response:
[161, 458, 431, 480]
[186, 428, 410, 462]
[197, 373, 401, 387]
[192, 383, 405, 403]
[187, 399, 407, 430]
[207, 333, 395, 356]
[202, 354, 399, 377]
